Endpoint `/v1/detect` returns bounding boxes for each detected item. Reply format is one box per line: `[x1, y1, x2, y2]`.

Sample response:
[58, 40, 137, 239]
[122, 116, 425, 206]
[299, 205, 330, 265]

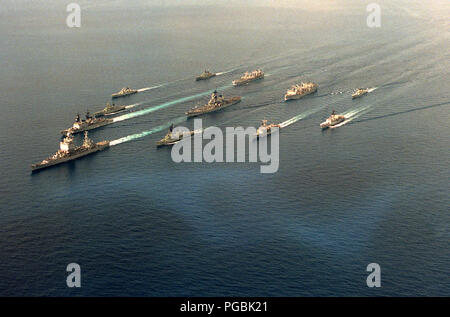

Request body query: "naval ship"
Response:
[61, 112, 113, 135]
[284, 82, 318, 101]
[255, 120, 280, 138]
[94, 102, 126, 117]
[31, 131, 109, 172]
[352, 88, 369, 99]
[156, 124, 196, 147]
[320, 110, 346, 129]
[185, 90, 241, 118]
[232, 69, 264, 86]
[196, 70, 216, 81]
[111, 87, 138, 98]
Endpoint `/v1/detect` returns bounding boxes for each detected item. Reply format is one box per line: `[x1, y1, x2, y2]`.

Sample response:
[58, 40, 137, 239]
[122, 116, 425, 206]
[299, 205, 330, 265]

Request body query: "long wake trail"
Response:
[279, 105, 327, 128]
[113, 84, 231, 123]
[330, 105, 373, 129]
[110, 116, 187, 146]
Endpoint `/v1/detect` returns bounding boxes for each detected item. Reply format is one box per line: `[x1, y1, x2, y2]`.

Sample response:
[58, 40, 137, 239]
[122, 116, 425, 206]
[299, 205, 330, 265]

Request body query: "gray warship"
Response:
[185, 90, 241, 118]
[61, 111, 113, 135]
[196, 70, 216, 81]
[156, 124, 196, 147]
[284, 82, 318, 101]
[94, 102, 126, 117]
[31, 131, 109, 172]
[111, 87, 138, 98]
[232, 69, 264, 86]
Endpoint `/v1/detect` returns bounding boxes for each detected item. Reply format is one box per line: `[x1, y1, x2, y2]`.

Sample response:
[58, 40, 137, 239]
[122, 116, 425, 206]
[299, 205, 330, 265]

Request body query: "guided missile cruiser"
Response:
[31, 131, 109, 172]
[185, 90, 241, 118]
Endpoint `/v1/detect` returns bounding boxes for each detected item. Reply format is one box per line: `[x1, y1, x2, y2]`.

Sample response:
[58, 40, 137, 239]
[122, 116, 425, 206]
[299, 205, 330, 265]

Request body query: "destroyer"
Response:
[156, 124, 198, 147]
[196, 70, 216, 81]
[284, 82, 318, 101]
[186, 90, 241, 118]
[232, 69, 264, 86]
[352, 88, 369, 99]
[320, 110, 346, 129]
[94, 102, 126, 117]
[256, 119, 280, 138]
[61, 111, 113, 135]
[112, 86, 138, 98]
[31, 131, 109, 172]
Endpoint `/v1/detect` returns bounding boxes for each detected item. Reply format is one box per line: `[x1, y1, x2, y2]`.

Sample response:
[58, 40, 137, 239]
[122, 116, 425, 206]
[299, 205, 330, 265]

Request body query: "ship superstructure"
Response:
[31, 131, 109, 171]
[284, 82, 318, 101]
[186, 90, 241, 118]
[61, 111, 113, 135]
[232, 69, 264, 86]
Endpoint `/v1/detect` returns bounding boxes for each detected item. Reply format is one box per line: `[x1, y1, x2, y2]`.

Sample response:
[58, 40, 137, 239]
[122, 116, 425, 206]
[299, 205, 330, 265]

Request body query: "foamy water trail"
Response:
[279, 105, 326, 128]
[137, 85, 164, 92]
[113, 84, 231, 123]
[110, 116, 187, 146]
[367, 87, 377, 93]
[216, 66, 241, 76]
[125, 102, 143, 109]
[329, 105, 373, 129]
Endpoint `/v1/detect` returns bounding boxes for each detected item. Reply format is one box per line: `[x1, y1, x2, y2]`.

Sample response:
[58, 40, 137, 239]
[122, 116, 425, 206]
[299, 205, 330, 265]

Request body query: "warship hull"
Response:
[196, 73, 216, 81]
[352, 91, 368, 99]
[31, 142, 109, 172]
[61, 119, 114, 135]
[156, 131, 196, 147]
[284, 87, 318, 101]
[186, 97, 241, 118]
[111, 91, 137, 99]
[320, 117, 345, 129]
[232, 75, 264, 86]
[94, 106, 126, 117]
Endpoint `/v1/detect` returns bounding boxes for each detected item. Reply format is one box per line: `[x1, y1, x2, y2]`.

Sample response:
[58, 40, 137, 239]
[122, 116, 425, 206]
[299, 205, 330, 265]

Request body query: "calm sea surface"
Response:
[0, 1, 449, 296]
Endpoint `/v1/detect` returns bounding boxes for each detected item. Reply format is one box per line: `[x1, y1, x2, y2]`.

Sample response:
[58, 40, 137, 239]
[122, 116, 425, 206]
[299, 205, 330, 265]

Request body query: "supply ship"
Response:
[61, 112, 114, 135]
[196, 70, 216, 81]
[232, 69, 264, 86]
[186, 90, 241, 118]
[284, 82, 318, 101]
[31, 132, 109, 172]
[112, 87, 138, 98]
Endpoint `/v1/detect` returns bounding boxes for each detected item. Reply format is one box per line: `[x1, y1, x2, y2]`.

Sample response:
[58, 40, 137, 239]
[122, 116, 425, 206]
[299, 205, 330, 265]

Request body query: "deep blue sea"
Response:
[0, 1, 449, 296]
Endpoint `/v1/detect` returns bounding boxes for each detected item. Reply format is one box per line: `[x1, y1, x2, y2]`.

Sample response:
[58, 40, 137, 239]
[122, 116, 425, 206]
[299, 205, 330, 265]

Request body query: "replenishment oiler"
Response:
[112, 87, 138, 98]
[196, 70, 216, 81]
[94, 103, 126, 117]
[186, 90, 241, 118]
[284, 82, 318, 101]
[61, 112, 113, 135]
[232, 69, 264, 86]
[31, 132, 109, 172]
[320, 110, 346, 129]
[352, 88, 369, 99]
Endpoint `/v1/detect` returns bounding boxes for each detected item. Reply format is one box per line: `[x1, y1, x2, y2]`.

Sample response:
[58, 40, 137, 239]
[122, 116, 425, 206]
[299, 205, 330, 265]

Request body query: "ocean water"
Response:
[0, 1, 449, 296]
